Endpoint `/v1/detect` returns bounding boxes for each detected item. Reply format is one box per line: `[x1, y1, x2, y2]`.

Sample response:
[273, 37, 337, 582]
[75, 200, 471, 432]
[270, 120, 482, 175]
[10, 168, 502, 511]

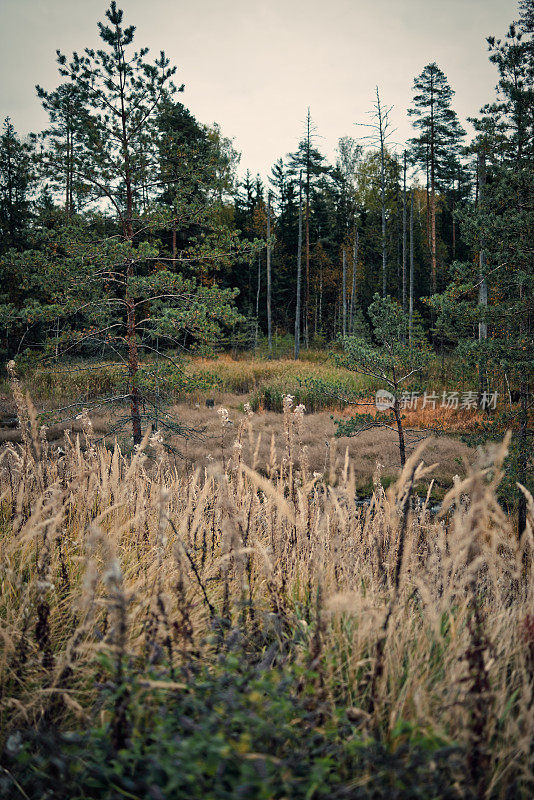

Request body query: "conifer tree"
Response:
[13, 2, 247, 444]
[408, 63, 465, 293]
[47, 2, 179, 442]
[288, 111, 328, 347]
[336, 294, 431, 467]
[432, 11, 533, 536]
[0, 118, 34, 251]
[35, 83, 90, 220]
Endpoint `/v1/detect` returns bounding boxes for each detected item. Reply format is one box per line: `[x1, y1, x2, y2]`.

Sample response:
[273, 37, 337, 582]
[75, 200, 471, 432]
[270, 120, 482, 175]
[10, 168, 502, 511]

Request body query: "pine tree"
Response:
[6, 2, 248, 443]
[408, 63, 465, 293]
[287, 111, 329, 347]
[336, 294, 431, 467]
[35, 82, 90, 220]
[0, 118, 34, 252]
[432, 11, 533, 536]
[48, 2, 179, 441]
[156, 99, 214, 262]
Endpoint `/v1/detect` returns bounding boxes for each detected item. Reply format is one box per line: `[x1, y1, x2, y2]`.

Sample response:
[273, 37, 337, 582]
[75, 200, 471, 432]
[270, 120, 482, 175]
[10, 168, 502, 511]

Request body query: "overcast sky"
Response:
[1, 0, 520, 180]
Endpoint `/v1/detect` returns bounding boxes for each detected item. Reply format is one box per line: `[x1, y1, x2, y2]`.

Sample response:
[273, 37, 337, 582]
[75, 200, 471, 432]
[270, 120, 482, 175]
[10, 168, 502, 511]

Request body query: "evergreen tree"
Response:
[336, 294, 431, 467]
[0, 118, 34, 251]
[35, 82, 91, 219]
[287, 110, 330, 346]
[2, 3, 248, 444]
[44, 1, 180, 441]
[408, 63, 465, 292]
[432, 10, 533, 536]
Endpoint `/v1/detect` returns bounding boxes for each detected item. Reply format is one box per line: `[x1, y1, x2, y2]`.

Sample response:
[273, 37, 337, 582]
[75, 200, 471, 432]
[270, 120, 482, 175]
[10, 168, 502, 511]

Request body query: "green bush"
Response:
[3, 653, 470, 800]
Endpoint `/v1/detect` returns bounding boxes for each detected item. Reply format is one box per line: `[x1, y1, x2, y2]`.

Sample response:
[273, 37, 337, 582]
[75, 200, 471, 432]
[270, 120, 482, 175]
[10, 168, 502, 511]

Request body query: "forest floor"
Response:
[160, 394, 472, 499]
[2, 355, 531, 800]
[0, 353, 479, 500]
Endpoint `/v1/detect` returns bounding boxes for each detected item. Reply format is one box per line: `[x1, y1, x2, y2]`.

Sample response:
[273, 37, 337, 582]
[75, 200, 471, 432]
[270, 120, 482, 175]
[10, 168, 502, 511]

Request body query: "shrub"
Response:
[4, 654, 469, 800]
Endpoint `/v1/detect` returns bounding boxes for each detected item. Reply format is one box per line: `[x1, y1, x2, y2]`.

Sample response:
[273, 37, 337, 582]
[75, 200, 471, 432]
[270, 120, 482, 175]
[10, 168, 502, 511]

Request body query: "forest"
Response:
[0, 1, 532, 798]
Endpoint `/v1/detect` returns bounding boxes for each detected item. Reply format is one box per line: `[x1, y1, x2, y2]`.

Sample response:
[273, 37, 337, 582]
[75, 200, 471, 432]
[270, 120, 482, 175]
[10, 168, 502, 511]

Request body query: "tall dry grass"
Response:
[1, 373, 534, 797]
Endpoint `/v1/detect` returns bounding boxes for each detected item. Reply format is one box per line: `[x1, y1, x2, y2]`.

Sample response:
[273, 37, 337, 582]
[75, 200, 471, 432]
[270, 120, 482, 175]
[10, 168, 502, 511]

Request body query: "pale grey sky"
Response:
[0, 0, 520, 180]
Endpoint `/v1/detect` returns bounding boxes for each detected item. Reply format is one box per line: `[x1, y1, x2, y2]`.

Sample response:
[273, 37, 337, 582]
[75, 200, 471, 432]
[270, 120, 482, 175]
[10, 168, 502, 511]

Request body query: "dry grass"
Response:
[165, 394, 472, 495]
[1, 379, 534, 796]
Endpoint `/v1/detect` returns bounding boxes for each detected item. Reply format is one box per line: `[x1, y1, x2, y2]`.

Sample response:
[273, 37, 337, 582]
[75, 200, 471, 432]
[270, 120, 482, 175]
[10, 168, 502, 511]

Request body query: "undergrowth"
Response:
[1, 373, 533, 799]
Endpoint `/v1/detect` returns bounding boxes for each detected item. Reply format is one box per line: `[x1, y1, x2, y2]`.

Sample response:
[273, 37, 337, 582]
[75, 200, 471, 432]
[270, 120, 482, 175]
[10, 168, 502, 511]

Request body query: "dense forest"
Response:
[0, 4, 533, 799]
[0, 0, 532, 492]
[0, 1, 531, 360]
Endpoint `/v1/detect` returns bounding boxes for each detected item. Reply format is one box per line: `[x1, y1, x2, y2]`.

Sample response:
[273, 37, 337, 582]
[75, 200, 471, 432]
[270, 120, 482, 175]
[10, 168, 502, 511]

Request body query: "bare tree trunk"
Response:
[126, 270, 142, 445]
[376, 87, 387, 297]
[305, 108, 311, 349]
[350, 227, 358, 333]
[255, 251, 261, 349]
[452, 170, 457, 260]
[409, 190, 414, 345]
[342, 248, 347, 338]
[402, 151, 407, 313]
[294, 173, 303, 360]
[396, 184, 401, 299]
[426, 142, 432, 252]
[393, 394, 407, 467]
[517, 150, 529, 539]
[477, 154, 488, 342]
[518, 376, 529, 539]
[266, 191, 272, 358]
[430, 176, 437, 292]
[65, 124, 71, 221]
[118, 47, 142, 445]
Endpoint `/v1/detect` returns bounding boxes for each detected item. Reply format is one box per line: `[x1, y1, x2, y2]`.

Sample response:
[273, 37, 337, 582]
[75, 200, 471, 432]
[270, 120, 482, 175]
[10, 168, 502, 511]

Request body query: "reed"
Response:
[1, 377, 533, 798]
